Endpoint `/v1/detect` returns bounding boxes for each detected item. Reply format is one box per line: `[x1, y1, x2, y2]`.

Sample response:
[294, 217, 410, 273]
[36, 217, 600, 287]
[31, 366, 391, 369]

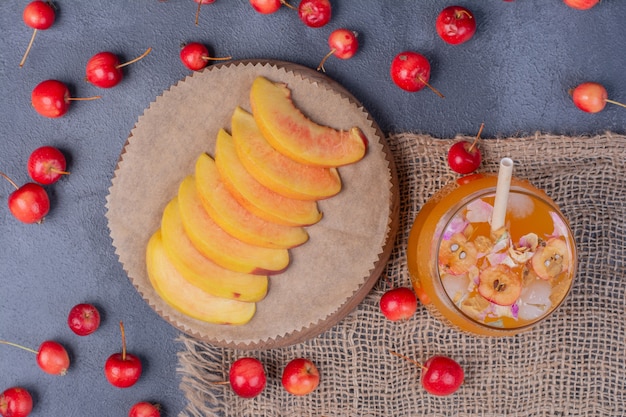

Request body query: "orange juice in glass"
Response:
[407, 164, 577, 336]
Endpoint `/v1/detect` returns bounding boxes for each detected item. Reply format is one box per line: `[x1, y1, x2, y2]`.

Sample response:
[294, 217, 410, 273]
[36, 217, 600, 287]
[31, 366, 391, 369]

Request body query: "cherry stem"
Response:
[209, 380, 230, 386]
[417, 75, 445, 99]
[0, 340, 38, 355]
[195, 1, 202, 26]
[0, 171, 19, 190]
[51, 167, 71, 176]
[456, 10, 472, 19]
[202, 55, 232, 62]
[116, 47, 153, 69]
[68, 96, 102, 102]
[281, 0, 297, 10]
[19, 29, 38, 68]
[605, 99, 626, 109]
[119, 321, 127, 361]
[468, 122, 484, 153]
[317, 49, 336, 72]
[388, 349, 426, 370]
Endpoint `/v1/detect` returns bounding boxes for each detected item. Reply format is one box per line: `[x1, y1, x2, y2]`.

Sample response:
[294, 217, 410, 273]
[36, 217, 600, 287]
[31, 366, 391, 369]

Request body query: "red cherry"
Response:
[8, 183, 50, 224]
[179, 42, 231, 71]
[86, 48, 152, 89]
[298, 0, 331, 28]
[250, 0, 293, 14]
[570, 82, 626, 113]
[0, 339, 69, 375]
[27, 146, 68, 185]
[23, 1, 55, 29]
[447, 142, 481, 174]
[36, 341, 70, 375]
[67, 303, 101, 336]
[447, 123, 483, 174]
[435, 6, 477, 45]
[317, 28, 359, 72]
[1, 171, 50, 224]
[563, 0, 599, 10]
[389, 350, 464, 396]
[390, 51, 444, 98]
[228, 357, 266, 398]
[31, 79, 69, 118]
[31, 80, 100, 118]
[85, 52, 122, 88]
[20, 1, 56, 68]
[421, 356, 464, 396]
[104, 322, 142, 388]
[0, 387, 33, 417]
[128, 402, 161, 417]
[281, 358, 320, 396]
[379, 287, 418, 321]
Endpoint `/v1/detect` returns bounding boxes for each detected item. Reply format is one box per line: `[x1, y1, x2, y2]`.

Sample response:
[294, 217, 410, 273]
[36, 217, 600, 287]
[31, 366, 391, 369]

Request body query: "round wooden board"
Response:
[106, 60, 399, 350]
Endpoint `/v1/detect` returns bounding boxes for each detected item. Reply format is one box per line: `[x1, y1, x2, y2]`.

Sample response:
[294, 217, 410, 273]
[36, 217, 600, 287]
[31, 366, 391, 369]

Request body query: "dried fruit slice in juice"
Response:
[438, 233, 478, 275]
[531, 238, 570, 280]
[477, 264, 522, 306]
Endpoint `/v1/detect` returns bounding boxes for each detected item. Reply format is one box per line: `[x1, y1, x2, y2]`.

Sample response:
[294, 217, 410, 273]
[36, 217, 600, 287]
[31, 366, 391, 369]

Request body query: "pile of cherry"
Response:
[0, 304, 162, 417]
[7, 0, 624, 225]
[3, 0, 625, 415]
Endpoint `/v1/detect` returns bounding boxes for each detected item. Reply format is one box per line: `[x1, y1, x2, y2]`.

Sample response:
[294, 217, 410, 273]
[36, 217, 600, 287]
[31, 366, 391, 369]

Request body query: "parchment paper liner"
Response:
[105, 60, 399, 350]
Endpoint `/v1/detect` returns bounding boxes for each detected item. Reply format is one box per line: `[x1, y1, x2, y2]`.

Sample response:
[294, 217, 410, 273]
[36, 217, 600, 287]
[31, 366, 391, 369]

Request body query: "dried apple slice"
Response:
[477, 264, 522, 306]
[438, 233, 478, 275]
[177, 175, 290, 275]
[160, 197, 268, 302]
[531, 238, 570, 280]
[215, 129, 323, 227]
[195, 152, 309, 249]
[250, 76, 368, 167]
[231, 106, 341, 201]
[146, 230, 256, 325]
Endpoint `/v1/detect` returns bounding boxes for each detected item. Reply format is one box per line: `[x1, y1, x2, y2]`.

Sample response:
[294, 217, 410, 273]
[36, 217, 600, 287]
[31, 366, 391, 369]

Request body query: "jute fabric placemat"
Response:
[177, 132, 626, 417]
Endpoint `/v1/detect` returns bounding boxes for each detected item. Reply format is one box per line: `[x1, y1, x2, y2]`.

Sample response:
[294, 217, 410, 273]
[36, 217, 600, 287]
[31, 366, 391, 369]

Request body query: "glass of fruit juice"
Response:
[407, 168, 577, 336]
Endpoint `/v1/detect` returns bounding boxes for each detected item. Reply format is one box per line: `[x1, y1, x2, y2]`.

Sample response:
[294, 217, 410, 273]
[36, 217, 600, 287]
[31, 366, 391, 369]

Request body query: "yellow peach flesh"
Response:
[177, 175, 290, 275]
[250, 76, 367, 167]
[231, 106, 341, 201]
[160, 198, 268, 302]
[194, 152, 309, 249]
[146, 231, 257, 325]
[215, 129, 323, 226]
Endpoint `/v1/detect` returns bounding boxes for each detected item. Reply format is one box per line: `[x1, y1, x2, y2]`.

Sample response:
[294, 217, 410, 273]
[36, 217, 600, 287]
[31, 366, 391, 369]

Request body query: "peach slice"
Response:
[215, 129, 323, 226]
[195, 152, 309, 249]
[160, 197, 268, 302]
[438, 233, 478, 275]
[531, 238, 570, 280]
[231, 106, 342, 201]
[250, 76, 368, 167]
[177, 174, 290, 275]
[477, 264, 522, 306]
[146, 231, 256, 325]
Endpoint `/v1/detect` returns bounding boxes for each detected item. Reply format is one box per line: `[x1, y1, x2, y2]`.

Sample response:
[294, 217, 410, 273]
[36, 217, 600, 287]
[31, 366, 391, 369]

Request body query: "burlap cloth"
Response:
[176, 132, 626, 417]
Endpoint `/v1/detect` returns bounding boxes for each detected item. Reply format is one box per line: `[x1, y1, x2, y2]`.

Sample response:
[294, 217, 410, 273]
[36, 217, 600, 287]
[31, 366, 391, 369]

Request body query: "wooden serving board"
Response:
[106, 60, 399, 350]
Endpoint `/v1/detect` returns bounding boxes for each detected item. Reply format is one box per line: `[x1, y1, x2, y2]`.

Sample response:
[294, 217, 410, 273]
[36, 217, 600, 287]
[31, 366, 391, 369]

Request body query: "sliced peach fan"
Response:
[250, 76, 367, 168]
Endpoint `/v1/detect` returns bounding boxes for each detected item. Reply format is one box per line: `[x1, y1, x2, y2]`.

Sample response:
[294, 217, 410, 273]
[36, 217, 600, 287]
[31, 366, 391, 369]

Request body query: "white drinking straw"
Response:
[491, 157, 514, 234]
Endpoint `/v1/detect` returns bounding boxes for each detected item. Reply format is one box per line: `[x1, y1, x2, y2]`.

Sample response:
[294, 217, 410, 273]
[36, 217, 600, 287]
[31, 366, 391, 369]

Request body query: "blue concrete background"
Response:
[0, 1, 624, 416]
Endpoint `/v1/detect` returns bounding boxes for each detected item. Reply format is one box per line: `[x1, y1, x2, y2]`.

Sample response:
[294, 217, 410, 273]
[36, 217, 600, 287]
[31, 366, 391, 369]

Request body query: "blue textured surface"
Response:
[0, 1, 624, 416]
